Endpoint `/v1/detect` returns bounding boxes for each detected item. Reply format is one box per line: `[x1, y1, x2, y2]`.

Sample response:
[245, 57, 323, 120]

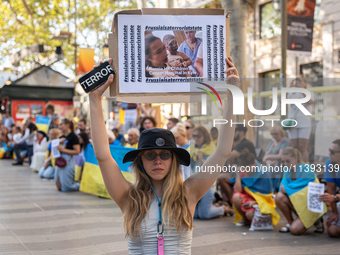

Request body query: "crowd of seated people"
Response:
[1, 107, 340, 239]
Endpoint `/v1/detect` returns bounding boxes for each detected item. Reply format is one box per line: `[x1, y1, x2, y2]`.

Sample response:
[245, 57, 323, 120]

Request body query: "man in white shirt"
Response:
[106, 111, 120, 131]
[2, 112, 15, 130]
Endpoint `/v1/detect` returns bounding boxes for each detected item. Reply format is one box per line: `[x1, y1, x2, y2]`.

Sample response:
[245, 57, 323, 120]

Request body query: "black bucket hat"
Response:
[123, 128, 190, 166]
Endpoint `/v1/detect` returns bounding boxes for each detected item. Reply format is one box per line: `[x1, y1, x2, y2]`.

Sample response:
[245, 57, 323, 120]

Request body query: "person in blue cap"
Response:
[89, 57, 239, 254]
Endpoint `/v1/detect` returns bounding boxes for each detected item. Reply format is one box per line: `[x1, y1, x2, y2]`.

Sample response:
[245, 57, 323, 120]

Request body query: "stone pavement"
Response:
[0, 159, 339, 255]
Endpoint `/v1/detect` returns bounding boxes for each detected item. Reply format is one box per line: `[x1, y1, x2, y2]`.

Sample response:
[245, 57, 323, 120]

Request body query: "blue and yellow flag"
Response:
[234, 164, 280, 226]
[73, 154, 84, 182]
[35, 115, 51, 133]
[0, 142, 8, 159]
[79, 144, 135, 199]
[280, 164, 327, 229]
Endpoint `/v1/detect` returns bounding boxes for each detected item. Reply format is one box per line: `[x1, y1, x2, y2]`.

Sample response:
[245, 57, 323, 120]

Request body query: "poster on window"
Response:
[287, 0, 316, 57]
[117, 14, 226, 93]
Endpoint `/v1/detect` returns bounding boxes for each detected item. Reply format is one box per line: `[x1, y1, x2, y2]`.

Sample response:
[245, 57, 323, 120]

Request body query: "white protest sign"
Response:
[307, 182, 325, 213]
[51, 139, 61, 159]
[117, 15, 226, 93]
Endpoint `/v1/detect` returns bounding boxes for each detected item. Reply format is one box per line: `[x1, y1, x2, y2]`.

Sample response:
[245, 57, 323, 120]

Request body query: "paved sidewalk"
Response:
[0, 159, 339, 255]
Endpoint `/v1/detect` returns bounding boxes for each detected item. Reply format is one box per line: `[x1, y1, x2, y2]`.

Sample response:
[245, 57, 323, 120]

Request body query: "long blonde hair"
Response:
[282, 147, 304, 164]
[122, 152, 193, 237]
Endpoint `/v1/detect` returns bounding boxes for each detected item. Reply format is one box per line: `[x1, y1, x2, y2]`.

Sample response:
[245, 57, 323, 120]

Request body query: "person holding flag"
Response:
[275, 147, 326, 234]
[232, 148, 280, 228]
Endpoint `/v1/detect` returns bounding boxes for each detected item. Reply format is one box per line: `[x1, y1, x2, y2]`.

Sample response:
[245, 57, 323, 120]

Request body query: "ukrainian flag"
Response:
[35, 115, 51, 133]
[280, 164, 327, 229]
[0, 142, 8, 159]
[73, 154, 84, 182]
[79, 144, 135, 198]
[234, 163, 280, 226]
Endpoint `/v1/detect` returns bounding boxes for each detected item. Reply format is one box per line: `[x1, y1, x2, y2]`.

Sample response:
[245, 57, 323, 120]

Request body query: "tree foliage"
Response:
[260, 2, 281, 39]
[0, 0, 137, 74]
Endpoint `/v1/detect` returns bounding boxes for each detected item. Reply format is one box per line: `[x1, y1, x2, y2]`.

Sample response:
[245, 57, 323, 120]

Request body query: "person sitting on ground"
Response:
[75, 119, 88, 135]
[55, 118, 81, 192]
[189, 126, 233, 219]
[139, 116, 156, 134]
[319, 139, 340, 238]
[0, 127, 10, 159]
[12, 123, 37, 165]
[107, 129, 116, 145]
[46, 103, 59, 130]
[218, 124, 256, 206]
[73, 132, 90, 182]
[184, 119, 195, 140]
[3, 125, 16, 158]
[2, 112, 15, 130]
[112, 128, 125, 146]
[125, 128, 139, 149]
[6, 124, 16, 144]
[38, 128, 61, 179]
[167, 117, 179, 130]
[85, 128, 92, 143]
[275, 147, 326, 234]
[263, 125, 290, 166]
[0, 127, 9, 145]
[12, 126, 22, 144]
[171, 123, 190, 180]
[30, 130, 50, 173]
[232, 148, 280, 227]
[210, 127, 218, 147]
[262, 125, 291, 191]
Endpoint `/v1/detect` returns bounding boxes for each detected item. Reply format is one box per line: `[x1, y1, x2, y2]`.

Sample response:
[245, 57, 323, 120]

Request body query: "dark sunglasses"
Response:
[329, 149, 340, 155]
[142, 152, 172, 161]
[283, 160, 291, 164]
[185, 126, 190, 130]
[192, 134, 202, 139]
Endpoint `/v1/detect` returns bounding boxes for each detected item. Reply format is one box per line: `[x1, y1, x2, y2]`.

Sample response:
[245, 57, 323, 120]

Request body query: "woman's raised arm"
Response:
[185, 56, 239, 204]
[89, 59, 132, 210]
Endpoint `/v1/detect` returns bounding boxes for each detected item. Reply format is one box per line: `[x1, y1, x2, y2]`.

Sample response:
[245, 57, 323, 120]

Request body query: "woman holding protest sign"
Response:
[89, 56, 239, 254]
